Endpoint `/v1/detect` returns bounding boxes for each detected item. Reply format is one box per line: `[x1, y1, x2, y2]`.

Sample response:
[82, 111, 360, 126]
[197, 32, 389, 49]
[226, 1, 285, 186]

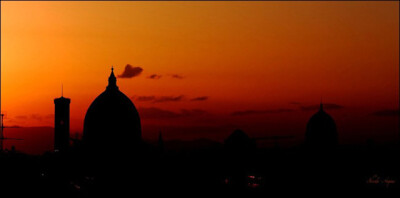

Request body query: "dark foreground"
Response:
[0, 142, 399, 197]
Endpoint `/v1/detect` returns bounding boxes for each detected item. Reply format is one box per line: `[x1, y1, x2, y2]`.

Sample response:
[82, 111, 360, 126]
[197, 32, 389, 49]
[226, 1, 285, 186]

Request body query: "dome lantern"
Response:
[107, 66, 118, 90]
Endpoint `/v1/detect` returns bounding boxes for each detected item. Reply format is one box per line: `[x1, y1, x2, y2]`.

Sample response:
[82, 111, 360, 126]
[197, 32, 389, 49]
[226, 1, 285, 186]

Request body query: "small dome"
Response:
[83, 68, 141, 153]
[224, 129, 256, 153]
[305, 103, 338, 148]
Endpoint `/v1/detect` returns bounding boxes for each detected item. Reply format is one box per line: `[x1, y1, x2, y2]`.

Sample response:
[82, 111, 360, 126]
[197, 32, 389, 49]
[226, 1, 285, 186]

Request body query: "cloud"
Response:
[132, 95, 185, 103]
[15, 115, 28, 120]
[153, 95, 185, 103]
[300, 103, 344, 111]
[148, 74, 162, 79]
[180, 109, 208, 116]
[190, 96, 209, 101]
[170, 74, 184, 79]
[30, 114, 44, 121]
[372, 109, 399, 117]
[133, 95, 209, 103]
[289, 101, 301, 105]
[133, 96, 156, 102]
[231, 109, 294, 116]
[45, 114, 54, 119]
[138, 107, 208, 119]
[28, 114, 54, 121]
[138, 107, 181, 119]
[118, 64, 143, 78]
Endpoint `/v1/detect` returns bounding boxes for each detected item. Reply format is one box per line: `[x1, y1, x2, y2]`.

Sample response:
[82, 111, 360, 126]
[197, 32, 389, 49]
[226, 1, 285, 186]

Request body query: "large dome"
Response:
[83, 68, 141, 153]
[305, 103, 338, 148]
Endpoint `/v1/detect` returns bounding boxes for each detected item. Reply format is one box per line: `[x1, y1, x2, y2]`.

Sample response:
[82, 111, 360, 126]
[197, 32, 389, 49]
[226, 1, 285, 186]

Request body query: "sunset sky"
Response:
[1, 1, 398, 152]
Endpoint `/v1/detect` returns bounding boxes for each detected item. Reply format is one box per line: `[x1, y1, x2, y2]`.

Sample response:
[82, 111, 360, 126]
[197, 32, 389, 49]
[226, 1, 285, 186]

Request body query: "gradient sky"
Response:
[1, 1, 399, 149]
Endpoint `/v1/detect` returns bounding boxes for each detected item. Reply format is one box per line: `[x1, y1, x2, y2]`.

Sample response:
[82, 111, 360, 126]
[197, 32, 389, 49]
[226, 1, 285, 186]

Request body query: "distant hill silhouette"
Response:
[3, 127, 53, 155]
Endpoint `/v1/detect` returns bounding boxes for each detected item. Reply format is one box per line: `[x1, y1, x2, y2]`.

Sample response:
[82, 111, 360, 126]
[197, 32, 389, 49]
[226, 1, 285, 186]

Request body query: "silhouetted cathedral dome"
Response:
[224, 129, 256, 154]
[305, 103, 338, 149]
[83, 68, 141, 152]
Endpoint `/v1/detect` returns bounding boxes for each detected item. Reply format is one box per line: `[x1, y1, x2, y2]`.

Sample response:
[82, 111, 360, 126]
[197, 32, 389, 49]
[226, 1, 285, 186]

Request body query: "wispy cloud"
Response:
[138, 107, 208, 119]
[372, 109, 399, 117]
[138, 107, 181, 119]
[134, 96, 156, 102]
[15, 115, 28, 120]
[154, 95, 185, 103]
[300, 103, 343, 111]
[170, 74, 184, 79]
[132, 95, 185, 103]
[118, 64, 143, 78]
[231, 109, 294, 116]
[17, 114, 54, 121]
[190, 96, 209, 101]
[148, 74, 162, 79]
[180, 109, 208, 116]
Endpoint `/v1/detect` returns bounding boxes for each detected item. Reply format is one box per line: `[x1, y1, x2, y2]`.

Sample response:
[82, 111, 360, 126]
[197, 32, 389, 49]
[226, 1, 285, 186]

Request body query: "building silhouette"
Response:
[82, 67, 141, 154]
[305, 103, 338, 149]
[54, 94, 71, 152]
[158, 131, 164, 153]
[224, 129, 257, 189]
[224, 129, 256, 154]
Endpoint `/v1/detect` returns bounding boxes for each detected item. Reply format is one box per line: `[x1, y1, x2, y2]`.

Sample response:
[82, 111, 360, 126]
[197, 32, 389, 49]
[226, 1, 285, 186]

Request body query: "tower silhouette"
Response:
[54, 92, 71, 152]
[0, 113, 4, 150]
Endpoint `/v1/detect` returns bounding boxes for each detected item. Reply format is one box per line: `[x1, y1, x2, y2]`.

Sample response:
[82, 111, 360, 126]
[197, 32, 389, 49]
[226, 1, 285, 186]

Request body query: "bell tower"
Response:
[54, 88, 71, 152]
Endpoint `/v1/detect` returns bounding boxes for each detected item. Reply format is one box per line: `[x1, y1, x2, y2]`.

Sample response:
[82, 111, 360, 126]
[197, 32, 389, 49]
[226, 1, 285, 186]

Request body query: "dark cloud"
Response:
[30, 114, 43, 121]
[29, 114, 54, 121]
[289, 101, 301, 105]
[118, 64, 143, 78]
[170, 74, 184, 79]
[300, 103, 344, 111]
[138, 107, 181, 119]
[138, 107, 208, 119]
[190, 96, 209, 101]
[132, 95, 185, 103]
[133, 95, 156, 102]
[231, 109, 294, 116]
[372, 109, 399, 117]
[45, 114, 54, 119]
[15, 115, 28, 120]
[148, 74, 162, 79]
[154, 95, 185, 103]
[5, 125, 21, 128]
[180, 109, 208, 116]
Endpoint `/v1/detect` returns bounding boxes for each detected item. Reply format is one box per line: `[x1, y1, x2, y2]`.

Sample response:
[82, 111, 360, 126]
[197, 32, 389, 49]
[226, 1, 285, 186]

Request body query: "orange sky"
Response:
[1, 1, 399, 144]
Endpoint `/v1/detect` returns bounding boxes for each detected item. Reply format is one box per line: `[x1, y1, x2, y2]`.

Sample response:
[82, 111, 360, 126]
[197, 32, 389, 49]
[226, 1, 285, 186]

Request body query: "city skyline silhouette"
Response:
[0, 1, 399, 196]
[1, 65, 398, 154]
[1, 2, 398, 148]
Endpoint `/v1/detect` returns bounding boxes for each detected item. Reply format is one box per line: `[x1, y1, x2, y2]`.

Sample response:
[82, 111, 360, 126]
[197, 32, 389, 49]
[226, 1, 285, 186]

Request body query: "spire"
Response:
[61, 84, 63, 97]
[319, 96, 324, 111]
[107, 66, 118, 90]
